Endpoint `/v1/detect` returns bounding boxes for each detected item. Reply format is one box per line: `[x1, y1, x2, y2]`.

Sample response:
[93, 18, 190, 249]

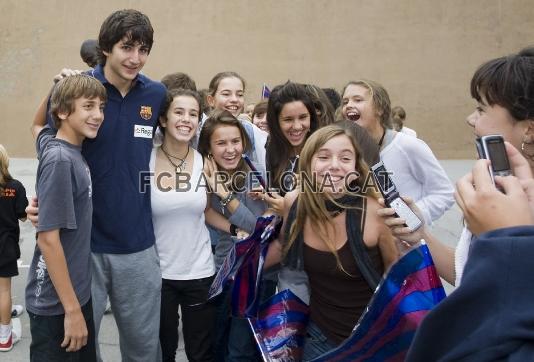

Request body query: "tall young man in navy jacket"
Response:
[31, 9, 166, 361]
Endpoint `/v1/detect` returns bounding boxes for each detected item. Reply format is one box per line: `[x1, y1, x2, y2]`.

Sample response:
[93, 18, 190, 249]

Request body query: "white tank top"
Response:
[150, 147, 215, 280]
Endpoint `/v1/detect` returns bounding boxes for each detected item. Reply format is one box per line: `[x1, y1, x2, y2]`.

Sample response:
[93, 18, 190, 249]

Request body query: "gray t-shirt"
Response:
[25, 127, 93, 316]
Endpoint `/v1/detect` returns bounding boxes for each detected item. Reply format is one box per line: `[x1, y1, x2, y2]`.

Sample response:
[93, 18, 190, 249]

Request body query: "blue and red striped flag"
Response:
[262, 83, 271, 99]
[310, 242, 446, 361]
[249, 289, 309, 362]
[249, 243, 445, 361]
[231, 226, 273, 317]
[208, 215, 281, 317]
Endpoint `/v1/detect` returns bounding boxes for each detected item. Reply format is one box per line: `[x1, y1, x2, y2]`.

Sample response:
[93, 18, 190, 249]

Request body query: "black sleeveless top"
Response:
[304, 240, 383, 344]
[282, 194, 384, 344]
[282, 195, 382, 287]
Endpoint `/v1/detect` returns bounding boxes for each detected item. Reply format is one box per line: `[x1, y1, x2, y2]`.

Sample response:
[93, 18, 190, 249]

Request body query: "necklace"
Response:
[377, 128, 387, 148]
[161, 145, 189, 173]
[289, 155, 300, 173]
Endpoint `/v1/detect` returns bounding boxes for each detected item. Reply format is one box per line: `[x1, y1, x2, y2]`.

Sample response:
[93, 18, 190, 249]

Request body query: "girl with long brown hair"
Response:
[198, 110, 272, 361]
[265, 124, 398, 360]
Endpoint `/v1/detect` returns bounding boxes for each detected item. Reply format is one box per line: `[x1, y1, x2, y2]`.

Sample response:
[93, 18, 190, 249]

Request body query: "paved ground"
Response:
[5, 158, 473, 361]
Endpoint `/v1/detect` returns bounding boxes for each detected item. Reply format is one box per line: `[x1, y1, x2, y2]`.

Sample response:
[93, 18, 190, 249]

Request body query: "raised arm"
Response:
[31, 95, 50, 140]
[32, 68, 83, 139]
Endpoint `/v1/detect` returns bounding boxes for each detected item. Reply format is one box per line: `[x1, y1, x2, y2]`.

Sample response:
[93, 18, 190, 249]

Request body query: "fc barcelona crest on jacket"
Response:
[140, 106, 152, 120]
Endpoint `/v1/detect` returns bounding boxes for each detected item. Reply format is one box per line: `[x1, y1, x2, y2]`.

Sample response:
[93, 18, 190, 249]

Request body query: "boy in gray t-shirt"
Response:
[25, 74, 106, 360]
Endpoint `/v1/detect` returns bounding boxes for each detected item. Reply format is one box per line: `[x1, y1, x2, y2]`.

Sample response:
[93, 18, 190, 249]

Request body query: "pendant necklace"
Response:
[289, 155, 300, 173]
[161, 145, 189, 173]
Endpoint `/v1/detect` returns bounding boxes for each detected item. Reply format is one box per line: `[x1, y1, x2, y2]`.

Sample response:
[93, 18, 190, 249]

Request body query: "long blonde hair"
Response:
[0, 144, 13, 192]
[283, 125, 379, 268]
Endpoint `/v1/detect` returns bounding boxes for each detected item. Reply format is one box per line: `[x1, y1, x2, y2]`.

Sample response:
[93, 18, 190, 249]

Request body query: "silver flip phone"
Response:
[371, 161, 423, 232]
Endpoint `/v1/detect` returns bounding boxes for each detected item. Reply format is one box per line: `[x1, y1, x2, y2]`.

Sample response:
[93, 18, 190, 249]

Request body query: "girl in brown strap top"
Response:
[265, 124, 399, 360]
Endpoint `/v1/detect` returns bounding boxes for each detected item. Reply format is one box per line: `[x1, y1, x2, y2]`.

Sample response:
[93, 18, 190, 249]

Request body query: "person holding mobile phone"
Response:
[378, 47, 534, 287]
[406, 154, 534, 362]
[264, 124, 398, 360]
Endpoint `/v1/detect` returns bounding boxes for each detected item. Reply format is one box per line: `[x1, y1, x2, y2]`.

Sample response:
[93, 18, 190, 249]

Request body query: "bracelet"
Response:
[230, 224, 238, 236]
[220, 191, 235, 207]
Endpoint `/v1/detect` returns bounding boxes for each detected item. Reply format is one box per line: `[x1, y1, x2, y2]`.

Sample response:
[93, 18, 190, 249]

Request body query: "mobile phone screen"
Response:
[487, 140, 510, 172]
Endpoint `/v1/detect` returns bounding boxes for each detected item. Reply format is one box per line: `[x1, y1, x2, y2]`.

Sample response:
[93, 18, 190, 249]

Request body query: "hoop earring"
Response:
[521, 140, 534, 161]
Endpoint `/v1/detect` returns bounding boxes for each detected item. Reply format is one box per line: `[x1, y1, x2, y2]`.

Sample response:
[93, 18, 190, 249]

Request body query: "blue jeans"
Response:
[302, 321, 336, 361]
[227, 317, 259, 362]
[227, 279, 277, 362]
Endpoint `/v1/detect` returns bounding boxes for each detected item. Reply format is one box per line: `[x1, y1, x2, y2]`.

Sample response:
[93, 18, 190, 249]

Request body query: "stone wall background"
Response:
[1, 0, 533, 158]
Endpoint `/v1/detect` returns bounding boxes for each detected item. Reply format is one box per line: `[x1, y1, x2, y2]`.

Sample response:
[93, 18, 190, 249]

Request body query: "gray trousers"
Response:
[91, 246, 162, 362]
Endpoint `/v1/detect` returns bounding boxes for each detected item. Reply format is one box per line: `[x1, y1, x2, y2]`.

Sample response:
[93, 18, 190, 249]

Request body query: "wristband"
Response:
[220, 191, 235, 207]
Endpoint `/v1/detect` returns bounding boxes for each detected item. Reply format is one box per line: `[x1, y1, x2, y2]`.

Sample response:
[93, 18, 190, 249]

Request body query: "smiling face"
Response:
[103, 37, 149, 86]
[311, 134, 357, 194]
[160, 95, 199, 144]
[341, 84, 379, 131]
[208, 77, 245, 117]
[59, 96, 105, 145]
[466, 101, 528, 151]
[278, 101, 311, 151]
[252, 111, 268, 132]
[209, 125, 244, 171]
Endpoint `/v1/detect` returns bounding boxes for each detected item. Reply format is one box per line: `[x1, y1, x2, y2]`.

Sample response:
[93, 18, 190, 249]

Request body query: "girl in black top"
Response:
[265, 125, 398, 360]
[0, 144, 27, 351]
